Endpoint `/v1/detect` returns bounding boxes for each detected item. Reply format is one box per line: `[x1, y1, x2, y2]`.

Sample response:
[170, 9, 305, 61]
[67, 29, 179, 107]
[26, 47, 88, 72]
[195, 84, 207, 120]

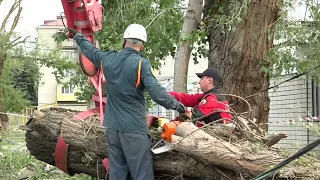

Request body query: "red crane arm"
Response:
[55, 0, 109, 175]
[61, 0, 103, 77]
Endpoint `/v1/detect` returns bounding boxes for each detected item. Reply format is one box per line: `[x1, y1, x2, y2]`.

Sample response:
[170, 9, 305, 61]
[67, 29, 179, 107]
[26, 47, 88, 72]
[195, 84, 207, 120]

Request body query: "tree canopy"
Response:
[2, 0, 320, 120]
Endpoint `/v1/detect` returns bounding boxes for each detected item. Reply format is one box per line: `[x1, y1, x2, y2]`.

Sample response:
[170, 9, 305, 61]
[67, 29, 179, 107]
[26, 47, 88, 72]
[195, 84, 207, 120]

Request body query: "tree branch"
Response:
[10, 36, 30, 47]
[145, 7, 187, 28]
[0, 0, 22, 33]
[8, 36, 21, 45]
[9, 2, 22, 35]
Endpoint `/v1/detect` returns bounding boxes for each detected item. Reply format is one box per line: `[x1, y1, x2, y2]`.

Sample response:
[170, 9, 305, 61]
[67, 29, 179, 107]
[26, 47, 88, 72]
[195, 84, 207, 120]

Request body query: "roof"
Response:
[37, 16, 66, 28]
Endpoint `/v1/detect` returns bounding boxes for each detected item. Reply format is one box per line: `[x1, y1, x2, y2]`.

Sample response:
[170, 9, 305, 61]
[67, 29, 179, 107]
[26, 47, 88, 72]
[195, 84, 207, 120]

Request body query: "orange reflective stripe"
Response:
[136, 60, 142, 88]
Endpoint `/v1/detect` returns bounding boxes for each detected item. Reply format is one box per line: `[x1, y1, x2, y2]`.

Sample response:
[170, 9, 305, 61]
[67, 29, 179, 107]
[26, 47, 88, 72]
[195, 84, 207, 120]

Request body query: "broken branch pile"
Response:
[21, 107, 320, 179]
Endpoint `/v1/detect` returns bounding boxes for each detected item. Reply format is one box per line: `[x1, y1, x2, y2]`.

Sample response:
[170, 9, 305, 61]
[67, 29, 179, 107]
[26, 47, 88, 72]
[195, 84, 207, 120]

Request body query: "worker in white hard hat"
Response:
[66, 24, 186, 180]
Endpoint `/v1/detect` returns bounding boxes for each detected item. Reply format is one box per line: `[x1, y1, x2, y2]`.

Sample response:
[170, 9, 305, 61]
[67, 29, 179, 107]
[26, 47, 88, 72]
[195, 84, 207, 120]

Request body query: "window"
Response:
[61, 85, 74, 94]
[63, 70, 74, 77]
[60, 50, 76, 60]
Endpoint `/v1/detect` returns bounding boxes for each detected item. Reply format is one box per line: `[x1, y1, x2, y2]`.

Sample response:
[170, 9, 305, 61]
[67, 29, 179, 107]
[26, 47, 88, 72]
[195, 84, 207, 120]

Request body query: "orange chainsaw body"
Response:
[151, 120, 181, 154]
[161, 121, 181, 143]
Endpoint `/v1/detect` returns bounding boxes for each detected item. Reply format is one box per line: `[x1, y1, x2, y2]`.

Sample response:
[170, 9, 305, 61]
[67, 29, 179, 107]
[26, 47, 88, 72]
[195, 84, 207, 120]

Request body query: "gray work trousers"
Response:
[107, 129, 154, 180]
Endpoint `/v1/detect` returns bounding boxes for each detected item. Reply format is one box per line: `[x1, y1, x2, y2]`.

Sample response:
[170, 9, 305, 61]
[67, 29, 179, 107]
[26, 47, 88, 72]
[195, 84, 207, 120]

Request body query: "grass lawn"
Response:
[0, 118, 93, 180]
[0, 148, 93, 180]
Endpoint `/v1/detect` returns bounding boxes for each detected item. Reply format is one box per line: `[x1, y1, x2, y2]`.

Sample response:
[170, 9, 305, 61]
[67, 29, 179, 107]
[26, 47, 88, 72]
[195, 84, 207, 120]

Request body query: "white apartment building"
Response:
[36, 16, 87, 111]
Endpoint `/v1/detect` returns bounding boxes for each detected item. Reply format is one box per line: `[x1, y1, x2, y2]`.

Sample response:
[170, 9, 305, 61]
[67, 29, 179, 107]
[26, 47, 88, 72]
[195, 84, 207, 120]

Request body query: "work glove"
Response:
[65, 28, 78, 38]
[178, 112, 191, 121]
[174, 102, 186, 114]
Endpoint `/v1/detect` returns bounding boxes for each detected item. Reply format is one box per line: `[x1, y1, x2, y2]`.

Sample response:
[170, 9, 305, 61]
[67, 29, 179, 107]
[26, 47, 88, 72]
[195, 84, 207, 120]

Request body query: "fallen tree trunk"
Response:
[22, 107, 320, 179]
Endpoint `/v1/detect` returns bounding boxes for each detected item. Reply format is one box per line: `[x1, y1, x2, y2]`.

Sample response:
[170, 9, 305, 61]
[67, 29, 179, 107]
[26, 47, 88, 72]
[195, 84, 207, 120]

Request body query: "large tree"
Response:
[0, 0, 28, 130]
[201, 0, 320, 130]
[20, 0, 320, 178]
[202, 0, 281, 130]
[23, 107, 320, 179]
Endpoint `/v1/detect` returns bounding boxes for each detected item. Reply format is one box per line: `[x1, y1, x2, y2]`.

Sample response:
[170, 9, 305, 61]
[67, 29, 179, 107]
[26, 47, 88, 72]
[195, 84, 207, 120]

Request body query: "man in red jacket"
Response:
[169, 68, 232, 126]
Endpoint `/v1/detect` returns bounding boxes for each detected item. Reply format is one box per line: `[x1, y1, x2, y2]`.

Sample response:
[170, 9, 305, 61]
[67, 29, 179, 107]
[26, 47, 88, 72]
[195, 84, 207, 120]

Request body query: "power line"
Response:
[45, 0, 60, 8]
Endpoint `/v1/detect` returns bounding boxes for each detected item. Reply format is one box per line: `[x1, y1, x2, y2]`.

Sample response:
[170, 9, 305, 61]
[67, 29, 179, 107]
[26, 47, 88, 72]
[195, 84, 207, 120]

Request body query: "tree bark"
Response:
[23, 108, 237, 179]
[203, 0, 281, 130]
[173, 0, 203, 93]
[21, 107, 320, 179]
[0, 56, 9, 130]
[0, 103, 9, 130]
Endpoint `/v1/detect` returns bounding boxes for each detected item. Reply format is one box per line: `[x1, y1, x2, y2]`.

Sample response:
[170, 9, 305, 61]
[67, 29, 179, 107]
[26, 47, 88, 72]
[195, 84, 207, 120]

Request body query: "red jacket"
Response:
[169, 88, 232, 125]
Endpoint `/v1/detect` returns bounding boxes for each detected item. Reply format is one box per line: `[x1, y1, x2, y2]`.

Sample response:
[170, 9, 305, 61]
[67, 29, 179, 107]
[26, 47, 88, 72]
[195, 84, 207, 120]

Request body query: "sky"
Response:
[0, 0, 63, 40]
[0, 0, 310, 43]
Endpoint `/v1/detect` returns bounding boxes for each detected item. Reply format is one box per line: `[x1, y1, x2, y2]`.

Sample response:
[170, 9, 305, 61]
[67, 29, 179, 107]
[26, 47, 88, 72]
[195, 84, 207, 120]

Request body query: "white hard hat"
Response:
[123, 24, 147, 43]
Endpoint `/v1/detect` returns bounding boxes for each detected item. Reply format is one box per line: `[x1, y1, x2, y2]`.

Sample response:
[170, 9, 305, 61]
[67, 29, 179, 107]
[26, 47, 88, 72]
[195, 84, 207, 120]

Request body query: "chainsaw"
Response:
[150, 111, 223, 154]
[151, 120, 181, 154]
[150, 112, 192, 154]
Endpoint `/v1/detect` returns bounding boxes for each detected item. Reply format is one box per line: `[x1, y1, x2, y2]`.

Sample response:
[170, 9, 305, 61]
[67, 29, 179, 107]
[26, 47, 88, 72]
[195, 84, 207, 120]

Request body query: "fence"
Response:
[268, 74, 320, 155]
[8, 103, 60, 127]
[148, 103, 175, 120]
